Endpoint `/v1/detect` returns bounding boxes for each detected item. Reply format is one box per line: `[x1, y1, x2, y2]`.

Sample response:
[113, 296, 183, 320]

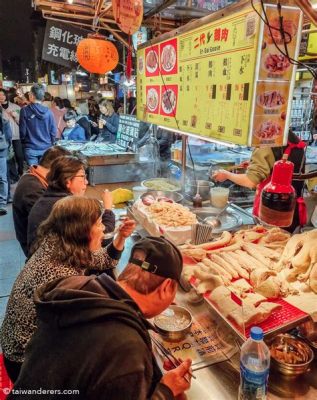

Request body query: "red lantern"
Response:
[112, 0, 143, 35]
[76, 36, 119, 74]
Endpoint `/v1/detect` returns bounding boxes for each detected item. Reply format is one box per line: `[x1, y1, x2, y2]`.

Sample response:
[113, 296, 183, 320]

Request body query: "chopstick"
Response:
[150, 334, 196, 382]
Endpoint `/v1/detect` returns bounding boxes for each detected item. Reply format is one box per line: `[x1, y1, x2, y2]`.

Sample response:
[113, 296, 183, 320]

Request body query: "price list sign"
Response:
[116, 115, 141, 150]
[137, 3, 302, 147]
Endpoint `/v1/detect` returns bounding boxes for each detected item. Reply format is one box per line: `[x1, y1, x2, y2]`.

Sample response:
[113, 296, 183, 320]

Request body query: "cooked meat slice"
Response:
[221, 252, 249, 279]
[196, 276, 223, 294]
[242, 243, 272, 268]
[193, 262, 218, 281]
[310, 262, 317, 293]
[234, 250, 265, 271]
[202, 258, 232, 284]
[242, 292, 267, 306]
[208, 286, 240, 316]
[209, 253, 239, 278]
[255, 276, 281, 298]
[244, 242, 281, 260]
[257, 301, 282, 317]
[250, 268, 277, 288]
[229, 279, 252, 296]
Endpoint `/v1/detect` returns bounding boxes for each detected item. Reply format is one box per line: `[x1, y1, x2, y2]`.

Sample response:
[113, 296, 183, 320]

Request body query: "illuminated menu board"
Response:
[137, 4, 302, 147]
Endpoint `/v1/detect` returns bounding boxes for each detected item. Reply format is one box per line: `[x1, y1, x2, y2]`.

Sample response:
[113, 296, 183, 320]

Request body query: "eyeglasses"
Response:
[72, 174, 88, 181]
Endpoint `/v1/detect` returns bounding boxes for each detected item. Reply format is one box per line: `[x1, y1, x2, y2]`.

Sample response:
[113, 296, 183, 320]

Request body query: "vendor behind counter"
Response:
[213, 130, 306, 232]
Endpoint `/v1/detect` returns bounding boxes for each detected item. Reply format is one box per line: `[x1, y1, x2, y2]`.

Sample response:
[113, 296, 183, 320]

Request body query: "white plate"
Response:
[161, 44, 176, 72]
[146, 50, 158, 74]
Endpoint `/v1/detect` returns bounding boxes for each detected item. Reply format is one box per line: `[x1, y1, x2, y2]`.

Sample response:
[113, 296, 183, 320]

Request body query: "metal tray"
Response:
[191, 208, 243, 234]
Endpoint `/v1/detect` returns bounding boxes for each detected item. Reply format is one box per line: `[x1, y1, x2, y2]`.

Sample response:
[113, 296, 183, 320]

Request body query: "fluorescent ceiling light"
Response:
[157, 126, 237, 148]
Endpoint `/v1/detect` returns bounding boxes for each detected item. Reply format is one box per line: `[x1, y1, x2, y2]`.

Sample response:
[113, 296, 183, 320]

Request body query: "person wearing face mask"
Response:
[27, 155, 115, 255]
[96, 100, 119, 143]
[61, 110, 86, 141]
[0, 196, 135, 383]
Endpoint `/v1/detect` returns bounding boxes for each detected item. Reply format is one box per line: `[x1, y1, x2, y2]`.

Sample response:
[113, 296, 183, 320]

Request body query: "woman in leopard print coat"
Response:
[0, 196, 135, 382]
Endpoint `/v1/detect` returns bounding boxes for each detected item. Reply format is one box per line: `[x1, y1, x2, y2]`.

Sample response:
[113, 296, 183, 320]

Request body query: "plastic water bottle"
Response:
[168, 163, 182, 182]
[239, 327, 270, 400]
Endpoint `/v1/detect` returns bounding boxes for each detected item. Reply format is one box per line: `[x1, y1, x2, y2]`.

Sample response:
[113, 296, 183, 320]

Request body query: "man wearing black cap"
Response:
[9, 237, 192, 400]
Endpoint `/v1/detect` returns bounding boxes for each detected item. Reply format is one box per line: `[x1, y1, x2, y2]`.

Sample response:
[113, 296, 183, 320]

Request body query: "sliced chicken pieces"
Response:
[241, 292, 267, 307]
[243, 242, 281, 261]
[202, 258, 231, 285]
[209, 253, 239, 278]
[234, 250, 265, 271]
[193, 262, 218, 281]
[255, 276, 281, 298]
[195, 276, 223, 294]
[250, 268, 277, 288]
[220, 252, 249, 280]
[242, 243, 272, 268]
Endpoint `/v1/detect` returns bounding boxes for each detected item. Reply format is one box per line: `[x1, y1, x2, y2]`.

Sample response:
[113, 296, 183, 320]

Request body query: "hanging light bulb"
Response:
[67, 0, 74, 4]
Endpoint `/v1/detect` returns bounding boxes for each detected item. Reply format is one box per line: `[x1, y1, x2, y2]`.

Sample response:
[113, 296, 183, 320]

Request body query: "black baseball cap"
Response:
[129, 236, 183, 281]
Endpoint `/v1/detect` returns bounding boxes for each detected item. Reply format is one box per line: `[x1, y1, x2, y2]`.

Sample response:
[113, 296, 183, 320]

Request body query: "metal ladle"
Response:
[204, 202, 231, 228]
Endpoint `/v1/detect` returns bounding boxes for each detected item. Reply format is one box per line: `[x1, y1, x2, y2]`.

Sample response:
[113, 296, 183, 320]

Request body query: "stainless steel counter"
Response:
[176, 290, 317, 400]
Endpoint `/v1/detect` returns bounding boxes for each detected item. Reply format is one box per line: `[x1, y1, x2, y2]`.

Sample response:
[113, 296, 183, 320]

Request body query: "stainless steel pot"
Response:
[140, 190, 183, 203]
[185, 180, 214, 201]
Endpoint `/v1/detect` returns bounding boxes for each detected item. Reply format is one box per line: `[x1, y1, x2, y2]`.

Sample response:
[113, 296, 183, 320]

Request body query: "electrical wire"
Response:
[251, 0, 317, 79]
[147, 38, 197, 182]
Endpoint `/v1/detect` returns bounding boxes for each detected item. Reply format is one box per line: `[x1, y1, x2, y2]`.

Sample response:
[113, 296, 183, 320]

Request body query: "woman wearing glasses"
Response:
[0, 195, 135, 382]
[27, 155, 115, 255]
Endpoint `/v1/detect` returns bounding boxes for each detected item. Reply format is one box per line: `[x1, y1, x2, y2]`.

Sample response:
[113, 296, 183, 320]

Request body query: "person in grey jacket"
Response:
[0, 107, 12, 215]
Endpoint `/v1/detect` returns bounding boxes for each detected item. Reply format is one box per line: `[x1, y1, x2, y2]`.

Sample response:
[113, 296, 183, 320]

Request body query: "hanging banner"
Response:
[112, 0, 143, 35]
[137, 4, 302, 147]
[42, 21, 90, 68]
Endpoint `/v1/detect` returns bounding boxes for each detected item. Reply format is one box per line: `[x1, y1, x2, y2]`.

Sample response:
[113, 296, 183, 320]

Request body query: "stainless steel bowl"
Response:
[185, 180, 215, 201]
[269, 334, 314, 376]
[154, 305, 192, 342]
[140, 190, 183, 203]
[297, 320, 317, 355]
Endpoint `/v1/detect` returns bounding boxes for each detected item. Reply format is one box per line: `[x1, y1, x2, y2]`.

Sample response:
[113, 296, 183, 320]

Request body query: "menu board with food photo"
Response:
[259, 6, 301, 81]
[251, 81, 290, 146]
[250, 5, 302, 146]
[161, 85, 178, 117]
[160, 39, 178, 75]
[145, 45, 159, 77]
[137, 3, 302, 147]
[146, 86, 160, 114]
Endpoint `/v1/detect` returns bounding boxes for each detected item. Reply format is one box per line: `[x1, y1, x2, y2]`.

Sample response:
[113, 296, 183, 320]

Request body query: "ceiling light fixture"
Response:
[67, 0, 74, 4]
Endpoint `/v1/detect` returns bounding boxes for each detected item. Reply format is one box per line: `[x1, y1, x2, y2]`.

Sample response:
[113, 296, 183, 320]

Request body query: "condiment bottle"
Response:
[260, 154, 296, 227]
[192, 193, 203, 208]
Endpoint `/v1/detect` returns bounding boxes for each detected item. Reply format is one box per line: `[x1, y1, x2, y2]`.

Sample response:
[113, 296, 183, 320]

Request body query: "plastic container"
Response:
[210, 187, 230, 208]
[239, 327, 270, 400]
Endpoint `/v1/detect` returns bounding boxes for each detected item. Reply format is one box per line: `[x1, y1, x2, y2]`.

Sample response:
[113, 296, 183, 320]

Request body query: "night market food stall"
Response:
[34, 0, 317, 398]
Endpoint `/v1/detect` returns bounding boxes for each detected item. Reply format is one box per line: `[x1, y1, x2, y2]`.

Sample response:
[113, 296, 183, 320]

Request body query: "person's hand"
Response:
[160, 359, 192, 397]
[212, 169, 229, 182]
[117, 218, 136, 239]
[239, 160, 250, 169]
[102, 189, 113, 210]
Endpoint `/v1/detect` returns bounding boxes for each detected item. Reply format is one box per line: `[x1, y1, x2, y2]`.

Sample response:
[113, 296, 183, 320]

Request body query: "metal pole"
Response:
[123, 45, 127, 114]
[181, 134, 187, 187]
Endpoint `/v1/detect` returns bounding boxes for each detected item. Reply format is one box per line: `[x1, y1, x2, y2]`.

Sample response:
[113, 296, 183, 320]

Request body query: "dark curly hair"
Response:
[46, 155, 86, 192]
[34, 196, 103, 269]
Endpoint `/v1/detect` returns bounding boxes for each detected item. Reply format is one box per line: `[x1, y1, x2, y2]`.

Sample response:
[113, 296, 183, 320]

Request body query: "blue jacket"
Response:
[0, 116, 12, 157]
[19, 103, 57, 150]
[61, 124, 86, 141]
